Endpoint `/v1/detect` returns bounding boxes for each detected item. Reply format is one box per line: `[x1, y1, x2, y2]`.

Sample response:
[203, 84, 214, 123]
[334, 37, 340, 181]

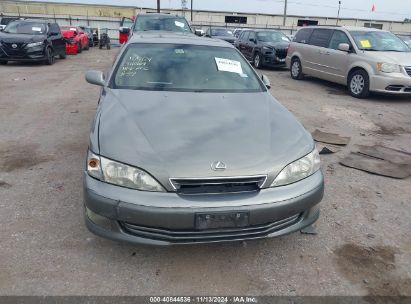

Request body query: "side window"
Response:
[50, 23, 60, 35]
[329, 30, 351, 50]
[294, 28, 313, 44]
[309, 29, 333, 47]
[249, 32, 256, 42]
[242, 31, 250, 41]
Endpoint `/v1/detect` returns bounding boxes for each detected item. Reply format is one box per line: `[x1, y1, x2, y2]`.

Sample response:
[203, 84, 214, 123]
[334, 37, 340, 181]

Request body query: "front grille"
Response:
[121, 213, 301, 244]
[405, 66, 411, 77]
[1, 42, 26, 57]
[275, 48, 288, 59]
[169, 176, 267, 195]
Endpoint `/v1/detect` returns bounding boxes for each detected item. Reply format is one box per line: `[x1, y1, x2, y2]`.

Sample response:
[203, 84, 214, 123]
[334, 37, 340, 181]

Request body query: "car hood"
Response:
[0, 32, 45, 43]
[262, 41, 290, 49]
[98, 89, 313, 190]
[364, 51, 411, 66]
[215, 36, 236, 42]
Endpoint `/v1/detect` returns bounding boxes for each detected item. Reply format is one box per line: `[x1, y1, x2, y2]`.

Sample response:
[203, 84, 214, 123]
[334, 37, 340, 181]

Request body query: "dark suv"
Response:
[236, 29, 290, 68]
[121, 13, 193, 44]
[0, 19, 66, 65]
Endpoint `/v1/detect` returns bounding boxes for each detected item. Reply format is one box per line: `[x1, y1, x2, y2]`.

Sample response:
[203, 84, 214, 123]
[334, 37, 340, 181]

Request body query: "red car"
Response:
[61, 26, 89, 54]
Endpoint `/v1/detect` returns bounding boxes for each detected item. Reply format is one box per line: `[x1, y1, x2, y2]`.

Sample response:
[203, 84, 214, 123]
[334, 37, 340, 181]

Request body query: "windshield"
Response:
[4, 21, 46, 35]
[112, 44, 264, 92]
[134, 16, 191, 32]
[349, 30, 410, 52]
[257, 31, 290, 43]
[211, 28, 234, 36]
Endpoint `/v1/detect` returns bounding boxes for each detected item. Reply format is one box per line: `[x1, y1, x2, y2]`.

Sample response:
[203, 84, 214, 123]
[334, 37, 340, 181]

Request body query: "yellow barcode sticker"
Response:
[360, 40, 371, 48]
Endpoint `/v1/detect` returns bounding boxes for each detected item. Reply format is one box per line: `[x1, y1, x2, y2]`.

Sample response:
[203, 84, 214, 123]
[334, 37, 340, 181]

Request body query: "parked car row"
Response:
[196, 25, 411, 98]
[287, 26, 411, 98]
[0, 18, 99, 65]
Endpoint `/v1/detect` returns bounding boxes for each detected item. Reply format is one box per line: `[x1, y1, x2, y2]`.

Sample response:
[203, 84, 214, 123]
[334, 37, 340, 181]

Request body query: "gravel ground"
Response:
[0, 48, 410, 296]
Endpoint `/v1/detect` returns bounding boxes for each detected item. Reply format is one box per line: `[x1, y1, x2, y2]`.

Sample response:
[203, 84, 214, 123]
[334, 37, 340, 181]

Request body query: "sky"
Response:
[25, 0, 411, 21]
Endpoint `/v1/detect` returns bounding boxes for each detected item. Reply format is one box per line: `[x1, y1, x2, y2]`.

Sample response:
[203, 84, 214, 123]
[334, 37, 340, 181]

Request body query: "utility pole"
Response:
[157, 0, 160, 13]
[282, 0, 288, 26]
[336, 1, 341, 25]
[191, 0, 193, 21]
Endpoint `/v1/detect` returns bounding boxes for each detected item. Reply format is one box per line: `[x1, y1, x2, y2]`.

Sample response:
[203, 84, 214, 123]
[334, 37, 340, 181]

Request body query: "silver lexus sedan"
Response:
[83, 32, 324, 245]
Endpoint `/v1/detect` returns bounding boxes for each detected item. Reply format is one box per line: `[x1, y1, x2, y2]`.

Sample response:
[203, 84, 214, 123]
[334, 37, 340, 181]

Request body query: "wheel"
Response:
[59, 51, 67, 59]
[253, 52, 262, 69]
[45, 47, 55, 65]
[290, 57, 304, 80]
[77, 43, 82, 53]
[348, 69, 370, 99]
[0, 61, 7, 65]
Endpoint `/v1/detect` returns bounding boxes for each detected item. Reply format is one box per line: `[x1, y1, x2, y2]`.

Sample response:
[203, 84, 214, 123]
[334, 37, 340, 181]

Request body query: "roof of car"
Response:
[128, 32, 235, 48]
[15, 19, 50, 23]
[300, 25, 385, 32]
[137, 13, 183, 18]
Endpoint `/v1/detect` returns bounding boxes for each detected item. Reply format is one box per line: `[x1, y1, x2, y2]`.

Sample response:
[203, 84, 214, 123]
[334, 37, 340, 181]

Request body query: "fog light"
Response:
[85, 207, 112, 230]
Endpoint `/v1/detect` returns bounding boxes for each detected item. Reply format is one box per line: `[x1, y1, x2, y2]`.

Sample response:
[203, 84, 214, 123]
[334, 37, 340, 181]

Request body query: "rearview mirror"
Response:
[261, 75, 271, 89]
[338, 43, 350, 52]
[86, 70, 105, 87]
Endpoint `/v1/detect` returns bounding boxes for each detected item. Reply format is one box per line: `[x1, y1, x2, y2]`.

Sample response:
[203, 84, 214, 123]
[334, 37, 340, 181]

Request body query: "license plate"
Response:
[196, 212, 249, 230]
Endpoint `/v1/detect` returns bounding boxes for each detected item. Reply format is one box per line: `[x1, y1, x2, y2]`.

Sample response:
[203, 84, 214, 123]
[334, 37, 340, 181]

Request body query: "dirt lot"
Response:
[0, 48, 410, 296]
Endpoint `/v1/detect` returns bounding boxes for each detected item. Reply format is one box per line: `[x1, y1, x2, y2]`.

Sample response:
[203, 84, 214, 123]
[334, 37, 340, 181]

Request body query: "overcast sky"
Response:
[26, 0, 411, 21]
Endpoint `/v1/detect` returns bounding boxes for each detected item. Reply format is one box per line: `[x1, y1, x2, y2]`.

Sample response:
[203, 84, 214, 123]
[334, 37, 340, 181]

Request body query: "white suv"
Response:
[286, 26, 411, 98]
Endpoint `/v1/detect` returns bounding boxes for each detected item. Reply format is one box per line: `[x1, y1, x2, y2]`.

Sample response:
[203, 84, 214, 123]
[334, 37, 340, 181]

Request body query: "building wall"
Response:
[1, 0, 410, 34]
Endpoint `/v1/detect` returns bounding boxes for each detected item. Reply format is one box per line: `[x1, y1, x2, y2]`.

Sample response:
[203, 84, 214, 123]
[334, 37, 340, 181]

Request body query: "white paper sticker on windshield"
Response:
[32, 27, 42, 32]
[215, 57, 243, 74]
[70, 28, 77, 31]
[175, 21, 185, 28]
[282, 36, 290, 41]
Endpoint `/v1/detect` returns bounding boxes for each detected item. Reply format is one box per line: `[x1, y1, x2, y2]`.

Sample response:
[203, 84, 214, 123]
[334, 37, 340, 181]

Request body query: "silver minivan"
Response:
[286, 26, 411, 98]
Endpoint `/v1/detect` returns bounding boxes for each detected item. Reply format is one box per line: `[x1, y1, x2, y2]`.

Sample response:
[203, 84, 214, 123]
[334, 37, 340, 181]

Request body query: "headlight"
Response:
[271, 149, 321, 187]
[86, 150, 165, 192]
[263, 45, 273, 51]
[26, 41, 44, 48]
[377, 62, 401, 73]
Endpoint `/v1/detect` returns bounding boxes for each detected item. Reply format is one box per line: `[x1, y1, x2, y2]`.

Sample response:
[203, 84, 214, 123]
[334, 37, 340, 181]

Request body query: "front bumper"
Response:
[261, 52, 287, 67]
[0, 46, 46, 62]
[370, 72, 411, 94]
[83, 170, 324, 245]
[65, 43, 78, 55]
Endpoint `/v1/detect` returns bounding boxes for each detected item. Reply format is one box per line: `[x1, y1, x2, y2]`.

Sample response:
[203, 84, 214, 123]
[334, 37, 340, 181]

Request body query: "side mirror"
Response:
[119, 26, 131, 34]
[261, 75, 271, 89]
[338, 43, 350, 52]
[86, 70, 105, 87]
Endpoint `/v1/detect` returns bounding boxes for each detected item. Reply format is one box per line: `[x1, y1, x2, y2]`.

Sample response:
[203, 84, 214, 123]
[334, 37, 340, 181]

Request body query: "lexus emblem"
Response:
[211, 161, 226, 171]
[12, 44, 18, 49]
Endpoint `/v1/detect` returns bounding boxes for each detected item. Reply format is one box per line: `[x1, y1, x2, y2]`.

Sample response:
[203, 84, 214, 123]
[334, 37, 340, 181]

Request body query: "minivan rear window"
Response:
[294, 28, 313, 44]
[309, 29, 333, 47]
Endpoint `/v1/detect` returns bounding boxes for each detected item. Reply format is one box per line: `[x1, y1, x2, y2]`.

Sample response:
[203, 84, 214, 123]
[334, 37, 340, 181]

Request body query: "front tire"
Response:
[348, 69, 370, 99]
[253, 52, 262, 69]
[60, 51, 67, 59]
[290, 57, 304, 80]
[45, 47, 55, 65]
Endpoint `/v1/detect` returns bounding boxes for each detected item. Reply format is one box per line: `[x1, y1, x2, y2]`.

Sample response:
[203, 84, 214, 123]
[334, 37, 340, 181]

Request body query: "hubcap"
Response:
[350, 74, 364, 95]
[292, 61, 300, 77]
[255, 55, 260, 67]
